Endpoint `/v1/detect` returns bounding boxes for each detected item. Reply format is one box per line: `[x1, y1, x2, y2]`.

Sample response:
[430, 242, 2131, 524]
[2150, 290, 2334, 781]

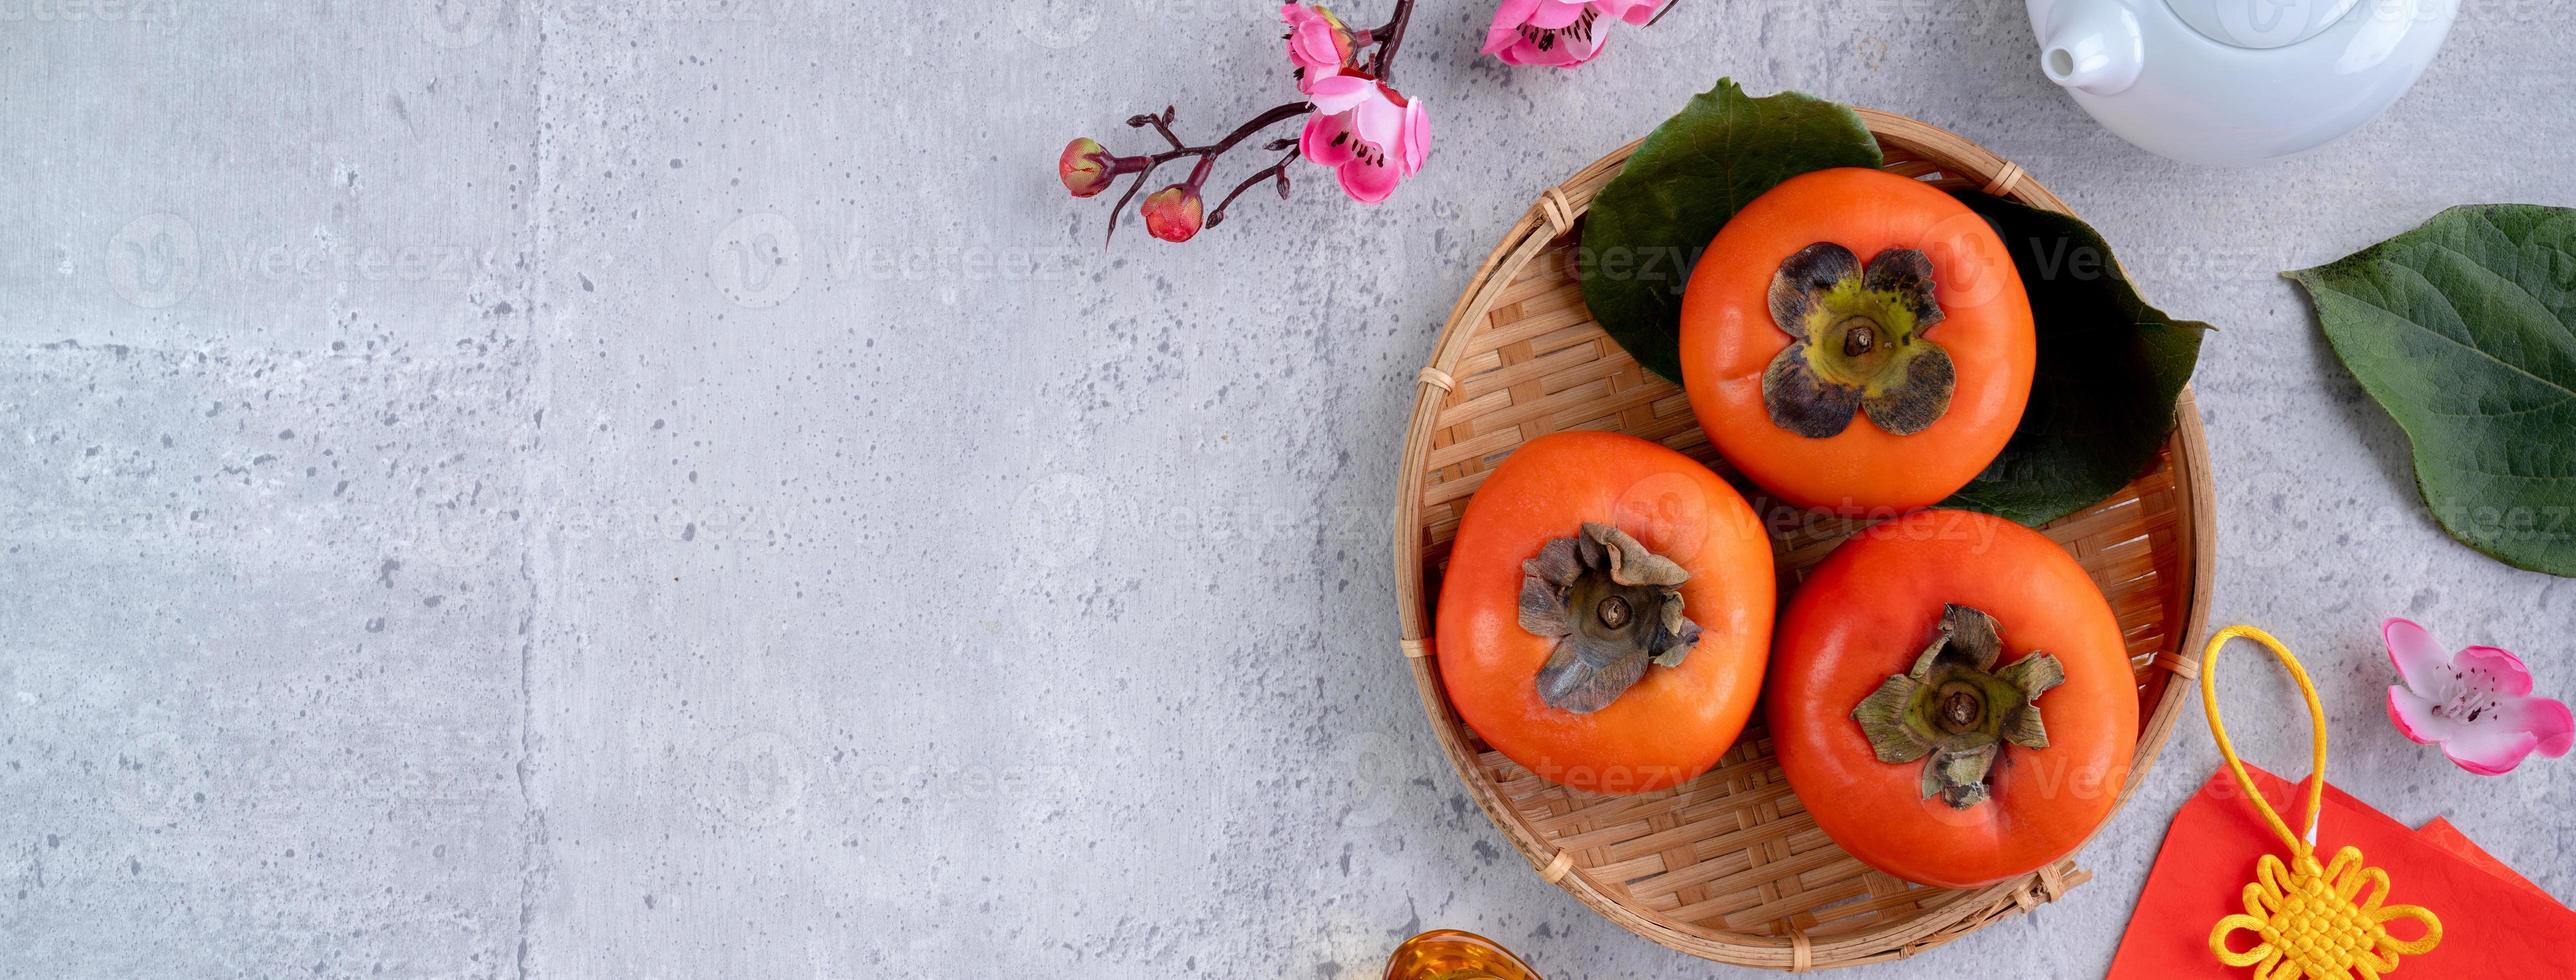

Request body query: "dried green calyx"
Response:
[1762, 243, 1955, 438]
[1850, 604, 2065, 809]
[1519, 522, 1703, 714]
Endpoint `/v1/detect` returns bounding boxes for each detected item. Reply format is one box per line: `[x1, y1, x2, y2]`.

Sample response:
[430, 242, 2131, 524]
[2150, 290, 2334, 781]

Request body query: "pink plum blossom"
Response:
[1280, 4, 1356, 92]
[1483, 0, 1669, 69]
[2384, 618, 2573, 775]
[1298, 73, 1429, 204]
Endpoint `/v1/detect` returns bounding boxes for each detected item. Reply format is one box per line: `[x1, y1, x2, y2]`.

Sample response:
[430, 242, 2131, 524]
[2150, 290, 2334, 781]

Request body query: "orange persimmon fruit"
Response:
[1678, 167, 2034, 513]
[1435, 431, 1775, 795]
[1767, 509, 2135, 888]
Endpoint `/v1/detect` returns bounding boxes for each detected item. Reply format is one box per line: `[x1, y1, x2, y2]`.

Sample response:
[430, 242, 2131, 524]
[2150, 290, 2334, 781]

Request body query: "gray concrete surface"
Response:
[4, 1, 2574, 977]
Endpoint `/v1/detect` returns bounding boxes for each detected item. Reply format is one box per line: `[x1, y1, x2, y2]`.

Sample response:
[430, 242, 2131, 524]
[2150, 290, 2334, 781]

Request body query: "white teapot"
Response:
[2028, 0, 2457, 165]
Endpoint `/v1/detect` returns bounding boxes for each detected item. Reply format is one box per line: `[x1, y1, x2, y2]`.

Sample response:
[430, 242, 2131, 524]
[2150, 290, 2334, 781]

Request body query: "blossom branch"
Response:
[1173, 102, 1312, 177]
[1131, 106, 1188, 151]
[1368, 0, 1414, 77]
[1058, 0, 1427, 244]
[1208, 143, 1302, 229]
[1088, 101, 1310, 243]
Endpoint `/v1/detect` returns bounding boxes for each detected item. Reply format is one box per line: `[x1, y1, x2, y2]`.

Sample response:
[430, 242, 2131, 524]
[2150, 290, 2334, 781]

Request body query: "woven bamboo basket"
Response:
[1390, 109, 2216, 971]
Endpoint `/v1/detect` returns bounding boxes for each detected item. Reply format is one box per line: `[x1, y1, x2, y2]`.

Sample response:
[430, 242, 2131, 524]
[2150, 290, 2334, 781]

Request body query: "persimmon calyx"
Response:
[1761, 243, 1956, 438]
[1519, 522, 1703, 714]
[1850, 604, 2065, 809]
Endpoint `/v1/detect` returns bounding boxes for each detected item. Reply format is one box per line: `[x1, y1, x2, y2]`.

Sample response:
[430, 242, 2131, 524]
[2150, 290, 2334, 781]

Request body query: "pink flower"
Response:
[1280, 4, 1356, 92]
[2384, 618, 2573, 775]
[1298, 74, 1429, 205]
[1483, 0, 1668, 69]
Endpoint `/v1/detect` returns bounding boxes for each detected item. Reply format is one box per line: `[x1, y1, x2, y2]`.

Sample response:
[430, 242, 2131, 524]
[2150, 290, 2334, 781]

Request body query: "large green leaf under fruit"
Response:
[1578, 79, 1882, 384]
[2289, 205, 2576, 577]
[1940, 196, 2209, 525]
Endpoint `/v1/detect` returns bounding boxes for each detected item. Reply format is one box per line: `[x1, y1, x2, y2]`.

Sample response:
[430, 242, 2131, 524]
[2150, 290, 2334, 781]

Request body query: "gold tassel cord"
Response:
[2200, 626, 2441, 979]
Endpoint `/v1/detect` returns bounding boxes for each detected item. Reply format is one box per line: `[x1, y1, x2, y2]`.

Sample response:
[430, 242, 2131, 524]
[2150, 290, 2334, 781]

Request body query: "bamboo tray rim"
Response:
[1390, 107, 2217, 971]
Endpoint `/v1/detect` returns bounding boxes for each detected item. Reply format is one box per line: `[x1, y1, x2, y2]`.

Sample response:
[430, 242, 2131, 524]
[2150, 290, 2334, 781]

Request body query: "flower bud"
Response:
[1058, 138, 1118, 198]
[1140, 185, 1204, 243]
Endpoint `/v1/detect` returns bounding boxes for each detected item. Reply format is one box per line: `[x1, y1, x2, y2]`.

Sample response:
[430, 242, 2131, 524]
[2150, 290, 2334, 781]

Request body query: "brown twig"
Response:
[1369, 0, 1414, 77]
[1208, 146, 1302, 228]
[1130, 106, 1186, 150]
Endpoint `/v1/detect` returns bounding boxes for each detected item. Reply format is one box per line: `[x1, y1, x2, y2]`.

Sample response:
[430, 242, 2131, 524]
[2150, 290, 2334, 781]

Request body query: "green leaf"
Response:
[2288, 205, 2576, 577]
[1938, 195, 2208, 525]
[1578, 79, 1883, 384]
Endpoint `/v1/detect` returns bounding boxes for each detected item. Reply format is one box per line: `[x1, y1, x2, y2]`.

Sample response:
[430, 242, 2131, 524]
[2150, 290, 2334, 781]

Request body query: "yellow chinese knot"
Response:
[2201, 626, 2441, 980]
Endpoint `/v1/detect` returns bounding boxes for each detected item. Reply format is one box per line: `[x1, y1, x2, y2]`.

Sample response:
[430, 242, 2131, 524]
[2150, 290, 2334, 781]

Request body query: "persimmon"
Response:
[1678, 167, 2034, 512]
[1767, 510, 2135, 888]
[1435, 431, 1775, 795]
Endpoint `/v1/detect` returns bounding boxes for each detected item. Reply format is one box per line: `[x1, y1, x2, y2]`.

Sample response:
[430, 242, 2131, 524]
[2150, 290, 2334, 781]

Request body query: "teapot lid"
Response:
[2164, 0, 2359, 48]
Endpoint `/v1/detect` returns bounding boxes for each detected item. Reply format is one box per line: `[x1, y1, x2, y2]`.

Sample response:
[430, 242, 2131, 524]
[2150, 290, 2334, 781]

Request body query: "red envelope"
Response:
[2108, 764, 2576, 978]
[2415, 817, 2561, 906]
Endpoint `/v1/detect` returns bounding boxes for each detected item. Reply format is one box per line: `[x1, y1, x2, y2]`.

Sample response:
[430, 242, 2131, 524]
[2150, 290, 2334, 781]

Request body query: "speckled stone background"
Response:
[4, 1, 2573, 977]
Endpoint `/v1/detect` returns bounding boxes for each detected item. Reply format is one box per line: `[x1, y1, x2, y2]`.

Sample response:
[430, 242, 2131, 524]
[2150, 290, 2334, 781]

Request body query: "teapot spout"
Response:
[2039, 1, 2143, 96]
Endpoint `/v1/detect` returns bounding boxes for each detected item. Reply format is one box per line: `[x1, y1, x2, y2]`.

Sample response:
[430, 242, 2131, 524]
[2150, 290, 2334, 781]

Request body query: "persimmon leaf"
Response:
[2289, 204, 2576, 577]
[1939, 196, 2207, 526]
[1578, 79, 1882, 384]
